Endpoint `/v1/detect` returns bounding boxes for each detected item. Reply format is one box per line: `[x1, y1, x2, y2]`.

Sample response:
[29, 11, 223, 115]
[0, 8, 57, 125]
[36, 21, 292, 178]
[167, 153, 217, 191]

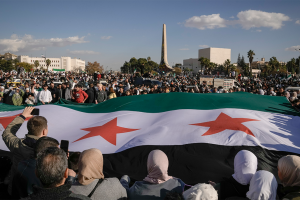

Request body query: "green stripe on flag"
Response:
[0, 93, 298, 116]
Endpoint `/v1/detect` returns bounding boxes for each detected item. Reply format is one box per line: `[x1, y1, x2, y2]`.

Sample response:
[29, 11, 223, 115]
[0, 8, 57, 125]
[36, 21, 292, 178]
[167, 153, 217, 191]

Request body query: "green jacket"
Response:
[2, 116, 40, 195]
[12, 94, 23, 106]
[279, 185, 300, 200]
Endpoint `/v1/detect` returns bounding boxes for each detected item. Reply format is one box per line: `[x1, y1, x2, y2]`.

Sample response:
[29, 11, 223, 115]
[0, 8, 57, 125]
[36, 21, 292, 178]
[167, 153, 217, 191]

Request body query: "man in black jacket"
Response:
[85, 83, 95, 103]
[23, 147, 90, 200]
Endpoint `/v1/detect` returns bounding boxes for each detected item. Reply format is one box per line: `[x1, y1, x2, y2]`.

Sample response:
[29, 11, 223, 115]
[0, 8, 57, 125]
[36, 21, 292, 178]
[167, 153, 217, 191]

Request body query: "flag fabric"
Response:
[134, 69, 136, 73]
[0, 93, 300, 184]
[41, 54, 45, 58]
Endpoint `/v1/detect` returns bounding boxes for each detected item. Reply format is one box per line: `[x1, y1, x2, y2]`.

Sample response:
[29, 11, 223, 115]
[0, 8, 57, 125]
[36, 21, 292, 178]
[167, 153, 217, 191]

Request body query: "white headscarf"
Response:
[232, 150, 258, 185]
[246, 170, 277, 200]
[182, 183, 218, 200]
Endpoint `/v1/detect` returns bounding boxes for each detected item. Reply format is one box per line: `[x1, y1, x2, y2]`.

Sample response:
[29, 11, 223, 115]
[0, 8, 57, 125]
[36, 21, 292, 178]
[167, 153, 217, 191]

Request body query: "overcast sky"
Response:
[0, 0, 299, 70]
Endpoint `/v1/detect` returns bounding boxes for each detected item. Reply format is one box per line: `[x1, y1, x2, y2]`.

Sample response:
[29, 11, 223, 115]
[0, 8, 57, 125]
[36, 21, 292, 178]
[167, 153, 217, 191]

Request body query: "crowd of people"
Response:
[1, 70, 300, 199]
[1, 70, 300, 110]
[1, 107, 300, 200]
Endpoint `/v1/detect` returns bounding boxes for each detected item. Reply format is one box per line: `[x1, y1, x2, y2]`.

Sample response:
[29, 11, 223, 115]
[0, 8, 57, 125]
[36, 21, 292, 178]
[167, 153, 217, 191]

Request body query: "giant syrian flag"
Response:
[0, 93, 300, 184]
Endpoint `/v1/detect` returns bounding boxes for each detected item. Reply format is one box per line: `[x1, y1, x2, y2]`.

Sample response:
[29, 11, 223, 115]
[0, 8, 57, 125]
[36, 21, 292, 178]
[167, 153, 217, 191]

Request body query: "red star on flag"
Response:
[0, 114, 31, 129]
[191, 112, 259, 137]
[73, 118, 139, 145]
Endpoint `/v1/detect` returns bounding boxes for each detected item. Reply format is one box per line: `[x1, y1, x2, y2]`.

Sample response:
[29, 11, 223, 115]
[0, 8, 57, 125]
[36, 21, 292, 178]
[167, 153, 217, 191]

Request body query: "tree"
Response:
[121, 61, 131, 73]
[224, 59, 231, 75]
[263, 64, 272, 76]
[0, 60, 14, 72]
[230, 64, 237, 72]
[247, 50, 255, 77]
[129, 57, 138, 73]
[17, 62, 34, 72]
[286, 58, 296, 73]
[137, 58, 147, 74]
[206, 62, 216, 74]
[12, 59, 19, 67]
[237, 53, 241, 67]
[34, 60, 39, 71]
[269, 57, 280, 72]
[147, 57, 151, 62]
[46, 59, 51, 72]
[239, 55, 248, 75]
[174, 67, 182, 75]
[85, 61, 104, 74]
[198, 57, 210, 74]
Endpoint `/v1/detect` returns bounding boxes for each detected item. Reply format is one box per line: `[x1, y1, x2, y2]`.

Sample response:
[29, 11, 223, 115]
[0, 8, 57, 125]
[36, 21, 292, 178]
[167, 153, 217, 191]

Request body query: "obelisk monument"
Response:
[159, 24, 173, 71]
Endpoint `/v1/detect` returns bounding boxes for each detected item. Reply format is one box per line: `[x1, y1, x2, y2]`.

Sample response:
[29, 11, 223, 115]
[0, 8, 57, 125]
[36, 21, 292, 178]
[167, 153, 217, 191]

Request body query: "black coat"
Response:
[21, 182, 91, 200]
[85, 88, 95, 103]
[218, 176, 249, 200]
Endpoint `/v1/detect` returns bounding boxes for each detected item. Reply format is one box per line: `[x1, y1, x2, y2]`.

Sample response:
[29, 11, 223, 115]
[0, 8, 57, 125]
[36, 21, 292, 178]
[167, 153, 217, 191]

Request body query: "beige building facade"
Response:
[180, 47, 231, 74]
[198, 47, 231, 65]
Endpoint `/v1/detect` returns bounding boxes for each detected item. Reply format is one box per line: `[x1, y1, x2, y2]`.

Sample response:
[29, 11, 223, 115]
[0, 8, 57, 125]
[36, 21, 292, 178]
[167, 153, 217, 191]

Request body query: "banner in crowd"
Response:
[0, 93, 300, 184]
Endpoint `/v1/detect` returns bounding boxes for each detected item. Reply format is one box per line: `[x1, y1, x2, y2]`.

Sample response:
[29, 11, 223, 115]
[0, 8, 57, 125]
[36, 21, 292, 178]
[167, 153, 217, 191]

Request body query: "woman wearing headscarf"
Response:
[277, 155, 300, 200]
[246, 170, 278, 200]
[70, 148, 127, 200]
[120, 149, 185, 200]
[209, 150, 258, 199]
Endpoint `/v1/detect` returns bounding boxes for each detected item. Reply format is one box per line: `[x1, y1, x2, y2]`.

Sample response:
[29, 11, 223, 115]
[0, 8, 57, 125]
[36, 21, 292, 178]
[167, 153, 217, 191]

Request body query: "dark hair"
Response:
[43, 84, 48, 88]
[34, 136, 59, 158]
[27, 116, 48, 136]
[36, 147, 68, 188]
[109, 87, 115, 93]
[68, 152, 81, 173]
[164, 192, 184, 200]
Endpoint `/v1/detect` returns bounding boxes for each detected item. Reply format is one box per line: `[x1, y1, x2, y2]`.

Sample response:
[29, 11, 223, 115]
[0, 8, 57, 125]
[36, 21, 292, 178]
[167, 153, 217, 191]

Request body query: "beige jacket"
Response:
[2, 116, 40, 194]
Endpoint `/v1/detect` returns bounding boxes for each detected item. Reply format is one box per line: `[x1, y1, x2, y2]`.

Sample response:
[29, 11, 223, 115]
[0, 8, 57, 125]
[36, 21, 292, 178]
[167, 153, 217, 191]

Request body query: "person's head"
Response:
[278, 155, 300, 187]
[89, 83, 94, 88]
[144, 150, 171, 184]
[27, 116, 48, 137]
[119, 87, 124, 93]
[97, 84, 103, 91]
[15, 88, 20, 94]
[68, 152, 81, 173]
[125, 90, 131, 96]
[62, 83, 66, 89]
[182, 183, 218, 200]
[78, 148, 104, 185]
[232, 150, 258, 185]
[246, 170, 277, 200]
[74, 85, 80, 91]
[279, 87, 284, 93]
[43, 84, 48, 91]
[57, 84, 62, 89]
[36, 147, 68, 188]
[34, 136, 59, 158]
[109, 87, 115, 93]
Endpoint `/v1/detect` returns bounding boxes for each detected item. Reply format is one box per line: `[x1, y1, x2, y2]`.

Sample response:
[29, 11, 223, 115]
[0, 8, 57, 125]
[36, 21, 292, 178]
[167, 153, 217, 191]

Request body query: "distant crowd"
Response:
[1, 70, 300, 111]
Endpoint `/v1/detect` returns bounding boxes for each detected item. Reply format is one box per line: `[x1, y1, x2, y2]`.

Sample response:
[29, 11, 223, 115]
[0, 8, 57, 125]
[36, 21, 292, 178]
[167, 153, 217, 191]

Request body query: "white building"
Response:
[182, 58, 200, 73]
[198, 47, 231, 65]
[180, 47, 231, 74]
[17, 55, 85, 71]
